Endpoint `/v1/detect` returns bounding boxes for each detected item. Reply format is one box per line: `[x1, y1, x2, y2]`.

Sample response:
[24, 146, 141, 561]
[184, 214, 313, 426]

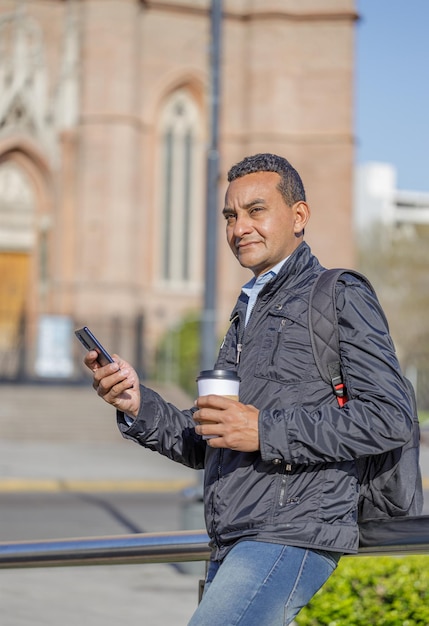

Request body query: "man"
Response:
[85, 154, 413, 625]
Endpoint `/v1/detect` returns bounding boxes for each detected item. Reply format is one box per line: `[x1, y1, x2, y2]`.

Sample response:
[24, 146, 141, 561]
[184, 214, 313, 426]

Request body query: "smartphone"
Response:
[74, 326, 114, 367]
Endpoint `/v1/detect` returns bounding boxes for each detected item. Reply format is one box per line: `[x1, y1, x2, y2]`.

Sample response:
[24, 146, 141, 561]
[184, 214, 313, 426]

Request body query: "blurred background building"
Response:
[0, 0, 359, 382]
[355, 162, 429, 235]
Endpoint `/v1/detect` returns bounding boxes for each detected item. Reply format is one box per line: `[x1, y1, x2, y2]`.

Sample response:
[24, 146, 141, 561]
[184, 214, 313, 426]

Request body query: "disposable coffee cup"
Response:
[196, 369, 240, 400]
[196, 369, 241, 439]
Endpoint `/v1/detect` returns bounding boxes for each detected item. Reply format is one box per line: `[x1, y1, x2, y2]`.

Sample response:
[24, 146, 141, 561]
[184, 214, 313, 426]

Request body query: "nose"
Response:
[231, 212, 253, 239]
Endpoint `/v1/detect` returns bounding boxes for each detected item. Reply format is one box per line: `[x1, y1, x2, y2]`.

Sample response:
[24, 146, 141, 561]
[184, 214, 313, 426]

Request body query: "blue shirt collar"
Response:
[241, 256, 290, 293]
[241, 256, 290, 326]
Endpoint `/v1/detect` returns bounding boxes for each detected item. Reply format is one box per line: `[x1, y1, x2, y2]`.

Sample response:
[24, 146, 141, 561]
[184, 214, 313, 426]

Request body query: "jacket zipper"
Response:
[236, 313, 245, 365]
[221, 313, 242, 366]
[278, 462, 292, 507]
[236, 282, 277, 365]
[211, 449, 224, 550]
[270, 318, 287, 367]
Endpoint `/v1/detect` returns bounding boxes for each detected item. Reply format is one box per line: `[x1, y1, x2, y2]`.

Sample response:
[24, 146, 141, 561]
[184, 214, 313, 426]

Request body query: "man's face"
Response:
[223, 171, 309, 276]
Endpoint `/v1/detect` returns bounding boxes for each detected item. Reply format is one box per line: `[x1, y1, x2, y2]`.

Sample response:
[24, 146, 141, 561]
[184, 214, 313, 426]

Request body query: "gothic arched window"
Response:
[158, 89, 204, 289]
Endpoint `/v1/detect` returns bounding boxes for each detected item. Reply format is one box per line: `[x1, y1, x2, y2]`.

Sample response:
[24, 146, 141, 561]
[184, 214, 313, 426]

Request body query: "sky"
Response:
[356, 0, 429, 191]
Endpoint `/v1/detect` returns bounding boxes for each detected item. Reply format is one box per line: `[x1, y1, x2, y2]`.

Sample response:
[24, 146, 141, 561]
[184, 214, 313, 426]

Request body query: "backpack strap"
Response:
[308, 268, 376, 407]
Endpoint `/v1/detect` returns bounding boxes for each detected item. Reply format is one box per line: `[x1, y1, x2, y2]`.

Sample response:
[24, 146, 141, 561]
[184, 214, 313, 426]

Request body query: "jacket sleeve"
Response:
[117, 385, 206, 470]
[259, 274, 414, 465]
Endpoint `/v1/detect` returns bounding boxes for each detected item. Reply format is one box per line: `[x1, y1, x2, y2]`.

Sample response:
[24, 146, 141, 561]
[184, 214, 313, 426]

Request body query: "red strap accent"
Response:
[334, 383, 348, 407]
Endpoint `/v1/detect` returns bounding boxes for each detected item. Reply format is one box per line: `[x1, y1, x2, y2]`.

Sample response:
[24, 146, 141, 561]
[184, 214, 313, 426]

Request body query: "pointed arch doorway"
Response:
[0, 160, 35, 377]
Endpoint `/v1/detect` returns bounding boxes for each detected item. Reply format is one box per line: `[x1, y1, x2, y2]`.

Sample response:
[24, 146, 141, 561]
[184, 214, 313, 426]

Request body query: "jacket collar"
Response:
[229, 242, 321, 321]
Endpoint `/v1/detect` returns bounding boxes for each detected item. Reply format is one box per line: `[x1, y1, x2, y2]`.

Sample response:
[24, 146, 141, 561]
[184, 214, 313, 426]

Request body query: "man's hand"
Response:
[194, 395, 259, 452]
[84, 350, 141, 418]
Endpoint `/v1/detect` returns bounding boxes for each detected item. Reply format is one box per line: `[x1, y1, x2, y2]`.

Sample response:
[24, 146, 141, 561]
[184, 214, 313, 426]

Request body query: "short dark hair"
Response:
[227, 153, 306, 206]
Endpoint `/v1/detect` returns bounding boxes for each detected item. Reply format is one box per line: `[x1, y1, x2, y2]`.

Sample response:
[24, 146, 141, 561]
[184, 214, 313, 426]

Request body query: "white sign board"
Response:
[35, 315, 74, 378]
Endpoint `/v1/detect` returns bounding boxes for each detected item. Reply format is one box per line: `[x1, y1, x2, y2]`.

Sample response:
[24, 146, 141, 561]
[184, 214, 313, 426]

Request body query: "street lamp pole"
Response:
[183, 0, 223, 546]
[201, 0, 223, 372]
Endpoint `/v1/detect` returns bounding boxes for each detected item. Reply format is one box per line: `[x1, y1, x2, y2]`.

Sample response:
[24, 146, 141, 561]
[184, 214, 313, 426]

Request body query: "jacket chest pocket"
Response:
[253, 309, 318, 384]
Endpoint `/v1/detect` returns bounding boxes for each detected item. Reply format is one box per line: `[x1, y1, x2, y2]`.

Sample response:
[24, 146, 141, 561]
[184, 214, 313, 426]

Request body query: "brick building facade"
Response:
[0, 0, 357, 379]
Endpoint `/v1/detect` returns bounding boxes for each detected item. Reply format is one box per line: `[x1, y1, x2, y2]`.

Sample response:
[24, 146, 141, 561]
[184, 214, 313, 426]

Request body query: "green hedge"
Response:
[295, 555, 429, 626]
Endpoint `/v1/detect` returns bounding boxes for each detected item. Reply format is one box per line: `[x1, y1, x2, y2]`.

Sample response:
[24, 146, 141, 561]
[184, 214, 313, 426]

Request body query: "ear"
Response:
[292, 201, 310, 236]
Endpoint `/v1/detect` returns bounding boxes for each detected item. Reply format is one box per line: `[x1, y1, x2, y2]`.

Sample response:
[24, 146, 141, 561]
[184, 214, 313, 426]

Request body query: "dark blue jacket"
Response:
[118, 242, 414, 558]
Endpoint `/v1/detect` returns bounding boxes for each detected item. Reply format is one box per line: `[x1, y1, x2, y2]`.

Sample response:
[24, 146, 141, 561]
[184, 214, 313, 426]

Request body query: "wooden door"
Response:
[0, 252, 30, 349]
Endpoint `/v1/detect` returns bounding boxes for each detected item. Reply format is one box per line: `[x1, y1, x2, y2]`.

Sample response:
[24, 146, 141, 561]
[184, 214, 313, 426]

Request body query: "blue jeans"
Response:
[188, 541, 340, 626]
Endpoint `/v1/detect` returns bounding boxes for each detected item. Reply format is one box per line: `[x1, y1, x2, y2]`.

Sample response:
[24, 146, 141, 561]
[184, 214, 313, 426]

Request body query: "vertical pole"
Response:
[200, 0, 222, 372]
[183, 0, 223, 535]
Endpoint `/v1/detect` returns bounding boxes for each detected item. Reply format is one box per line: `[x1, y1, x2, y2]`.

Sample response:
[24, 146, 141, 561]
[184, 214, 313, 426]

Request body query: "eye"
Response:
[224, 212, 236, 224]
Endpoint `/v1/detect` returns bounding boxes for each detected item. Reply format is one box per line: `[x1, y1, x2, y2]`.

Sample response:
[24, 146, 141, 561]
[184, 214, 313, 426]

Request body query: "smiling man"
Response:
[223, 163, 309, 277]
[85, 153, 415, 625]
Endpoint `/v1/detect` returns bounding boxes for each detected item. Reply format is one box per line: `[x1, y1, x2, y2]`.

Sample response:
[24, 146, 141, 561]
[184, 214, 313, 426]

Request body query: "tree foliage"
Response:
[153, 313, 201, 396]
[358, 222, 429, 409]
[357, 223, 429, 363]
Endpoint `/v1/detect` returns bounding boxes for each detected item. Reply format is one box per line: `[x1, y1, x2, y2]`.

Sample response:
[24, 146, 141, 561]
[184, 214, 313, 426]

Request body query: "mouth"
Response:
[236, 241, 260, 251]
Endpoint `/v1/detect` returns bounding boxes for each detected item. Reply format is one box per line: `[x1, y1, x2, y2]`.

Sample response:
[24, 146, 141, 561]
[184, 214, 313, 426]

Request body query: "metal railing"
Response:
[1, 517, 429, 570]
[0, 530, 210, 569]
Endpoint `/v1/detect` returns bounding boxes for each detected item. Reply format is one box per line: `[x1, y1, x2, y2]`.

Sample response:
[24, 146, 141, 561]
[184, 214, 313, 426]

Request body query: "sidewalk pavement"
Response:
[0, 382, 205, 626]
[0, 382, 198, 493]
